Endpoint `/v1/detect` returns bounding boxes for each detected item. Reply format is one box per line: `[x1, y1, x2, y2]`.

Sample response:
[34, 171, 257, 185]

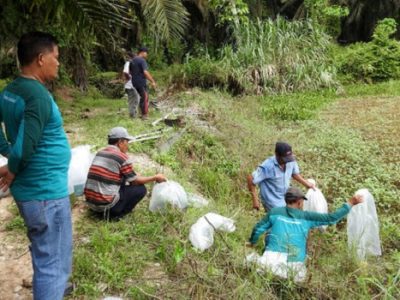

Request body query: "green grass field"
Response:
[4, 80, 400, 299]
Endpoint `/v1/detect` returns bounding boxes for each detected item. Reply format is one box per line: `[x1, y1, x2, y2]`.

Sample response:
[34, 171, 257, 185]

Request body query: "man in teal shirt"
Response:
[248, 187, 363, 280]
[0, 32, 72, 300]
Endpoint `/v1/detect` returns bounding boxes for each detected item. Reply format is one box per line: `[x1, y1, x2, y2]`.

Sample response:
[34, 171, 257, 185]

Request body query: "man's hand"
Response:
[0, 165, 7, 177]
[348, 194, 363, 206]
[154, 174, 167, 183]
[150, 81, 157, 89]
[0, 168, 15, 192]
[252, 201, 260, 211]
[307, 181, 316, 191]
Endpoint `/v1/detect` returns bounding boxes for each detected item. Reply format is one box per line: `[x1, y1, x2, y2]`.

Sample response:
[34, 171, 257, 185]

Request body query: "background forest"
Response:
[1, 0, 400, 91]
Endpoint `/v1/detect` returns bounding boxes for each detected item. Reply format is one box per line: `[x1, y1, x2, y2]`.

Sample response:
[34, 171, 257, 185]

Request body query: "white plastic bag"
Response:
[189, 212, 235, 251]
[187, 193, 209, 208]
[149, 181, 188, 212]
[68, 145, 94, 196]
[245, 251, 307, 282]
[0, 156, 10, 198]
[303, 179, 328, 230]
[347, 189, 381, 259]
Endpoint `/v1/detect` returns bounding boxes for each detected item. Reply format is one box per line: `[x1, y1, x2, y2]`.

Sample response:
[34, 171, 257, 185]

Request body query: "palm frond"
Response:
[142, 0, 189, 41]
[76, 0, 136, 28]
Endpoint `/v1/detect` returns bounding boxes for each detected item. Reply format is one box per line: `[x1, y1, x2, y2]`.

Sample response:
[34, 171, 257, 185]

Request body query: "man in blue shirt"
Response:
[129, 47, 156, 120]
[247, 142, 314, 211]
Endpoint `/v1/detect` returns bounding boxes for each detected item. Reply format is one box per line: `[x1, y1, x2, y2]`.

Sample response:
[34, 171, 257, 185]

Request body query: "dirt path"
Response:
[0, 196, 32, 300]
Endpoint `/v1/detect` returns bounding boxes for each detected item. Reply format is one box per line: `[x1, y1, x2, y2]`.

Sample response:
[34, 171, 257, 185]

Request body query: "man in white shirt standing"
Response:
[123, 51, 140, 118]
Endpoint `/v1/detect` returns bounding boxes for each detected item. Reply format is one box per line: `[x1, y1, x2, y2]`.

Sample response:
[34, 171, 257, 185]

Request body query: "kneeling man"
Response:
[84, 127, 166, 219]
[248, 187, 363, 281]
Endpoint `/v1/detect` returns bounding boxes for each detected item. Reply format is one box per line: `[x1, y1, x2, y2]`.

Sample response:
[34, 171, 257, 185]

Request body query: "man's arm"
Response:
[131, 173, 166, 185]
[249, 214, 272, 245]
[7, 96, 51, 175]
[144, 70, 156, 89]
[0, 94, 11, 157]
[0, 133, 10, 157]
[0, 165, 14, 192]
[305, 195, 363, 228]
[292, 173, 315, 190]
[247, 174, 260, 210]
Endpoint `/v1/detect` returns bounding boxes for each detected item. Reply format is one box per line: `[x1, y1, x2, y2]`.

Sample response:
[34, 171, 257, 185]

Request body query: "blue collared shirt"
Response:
[252, 156, 300, 210]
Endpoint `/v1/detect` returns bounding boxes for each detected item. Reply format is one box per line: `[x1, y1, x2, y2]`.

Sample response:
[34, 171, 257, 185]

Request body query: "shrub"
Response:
[169, 18, 336, 95]
[336, 18, 400, 83]
[220, 17, 338, 94]
[169, 56, 226, 89]
[89, 72, 124, 99]
[0, 79, 10, 90]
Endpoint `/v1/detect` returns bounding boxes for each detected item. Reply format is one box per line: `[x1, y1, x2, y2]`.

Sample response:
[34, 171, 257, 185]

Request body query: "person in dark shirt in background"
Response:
[129, 47, 156, 120]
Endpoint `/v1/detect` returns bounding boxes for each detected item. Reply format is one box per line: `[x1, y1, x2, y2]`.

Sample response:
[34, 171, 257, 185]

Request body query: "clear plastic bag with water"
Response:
[149, 181, 189, 212]
[187, 193, 209, 208]
[68, 145, 94, 196]
[303, 179, 328, 230]
[347, 188, 381, 259]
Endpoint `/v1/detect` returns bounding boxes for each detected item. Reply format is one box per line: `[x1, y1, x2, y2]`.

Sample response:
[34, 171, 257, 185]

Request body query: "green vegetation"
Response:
[170, 18, 337, 95]
[2, 1, 400, 298]
[336, 18, 400, 83]
[50, 81, 399, 298]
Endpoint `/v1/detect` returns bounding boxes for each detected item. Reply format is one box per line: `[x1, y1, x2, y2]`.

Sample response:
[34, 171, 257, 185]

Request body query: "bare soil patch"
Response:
[0, 197, 32, 300]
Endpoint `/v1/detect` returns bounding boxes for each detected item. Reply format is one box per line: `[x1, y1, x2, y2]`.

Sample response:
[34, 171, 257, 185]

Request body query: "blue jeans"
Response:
[17, 197, 72, 300]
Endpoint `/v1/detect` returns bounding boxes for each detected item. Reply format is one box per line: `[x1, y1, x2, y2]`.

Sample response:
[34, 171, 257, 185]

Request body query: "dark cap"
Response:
[285, 187, 307, 203]
[138, 46, 148, 53]
[275, 142, 295, 163]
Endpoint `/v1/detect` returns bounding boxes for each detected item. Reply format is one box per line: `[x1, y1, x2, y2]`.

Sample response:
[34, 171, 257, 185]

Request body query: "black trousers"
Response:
[109, 184, 147, 218]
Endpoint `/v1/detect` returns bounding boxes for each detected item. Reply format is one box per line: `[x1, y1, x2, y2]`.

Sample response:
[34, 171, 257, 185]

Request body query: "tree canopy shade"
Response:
[339, 0, 400, 43]
[0, 0, 191, 88]
[265, 0, 400, 42]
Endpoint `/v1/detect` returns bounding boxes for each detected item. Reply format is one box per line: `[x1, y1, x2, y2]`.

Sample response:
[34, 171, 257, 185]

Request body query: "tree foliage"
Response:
[337, 18, 400, 82]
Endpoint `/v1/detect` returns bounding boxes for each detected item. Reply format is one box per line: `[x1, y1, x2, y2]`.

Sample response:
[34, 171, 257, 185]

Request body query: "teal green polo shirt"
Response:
[0, 77, 71, 201]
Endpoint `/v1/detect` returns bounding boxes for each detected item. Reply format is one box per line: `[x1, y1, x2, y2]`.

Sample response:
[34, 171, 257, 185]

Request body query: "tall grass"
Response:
[220, 17, 337, 94]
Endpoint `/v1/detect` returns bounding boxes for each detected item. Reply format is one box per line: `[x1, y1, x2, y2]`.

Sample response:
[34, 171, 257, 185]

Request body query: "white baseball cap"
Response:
[108, 127, 135, 141]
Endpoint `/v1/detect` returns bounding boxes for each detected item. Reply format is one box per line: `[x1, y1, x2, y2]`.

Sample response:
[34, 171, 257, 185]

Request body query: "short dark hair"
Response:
[127, 51, 135, 59]
[138, 46, 148, 54]
[108, 138, 121, 145]
[17, 31, 58, 66]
